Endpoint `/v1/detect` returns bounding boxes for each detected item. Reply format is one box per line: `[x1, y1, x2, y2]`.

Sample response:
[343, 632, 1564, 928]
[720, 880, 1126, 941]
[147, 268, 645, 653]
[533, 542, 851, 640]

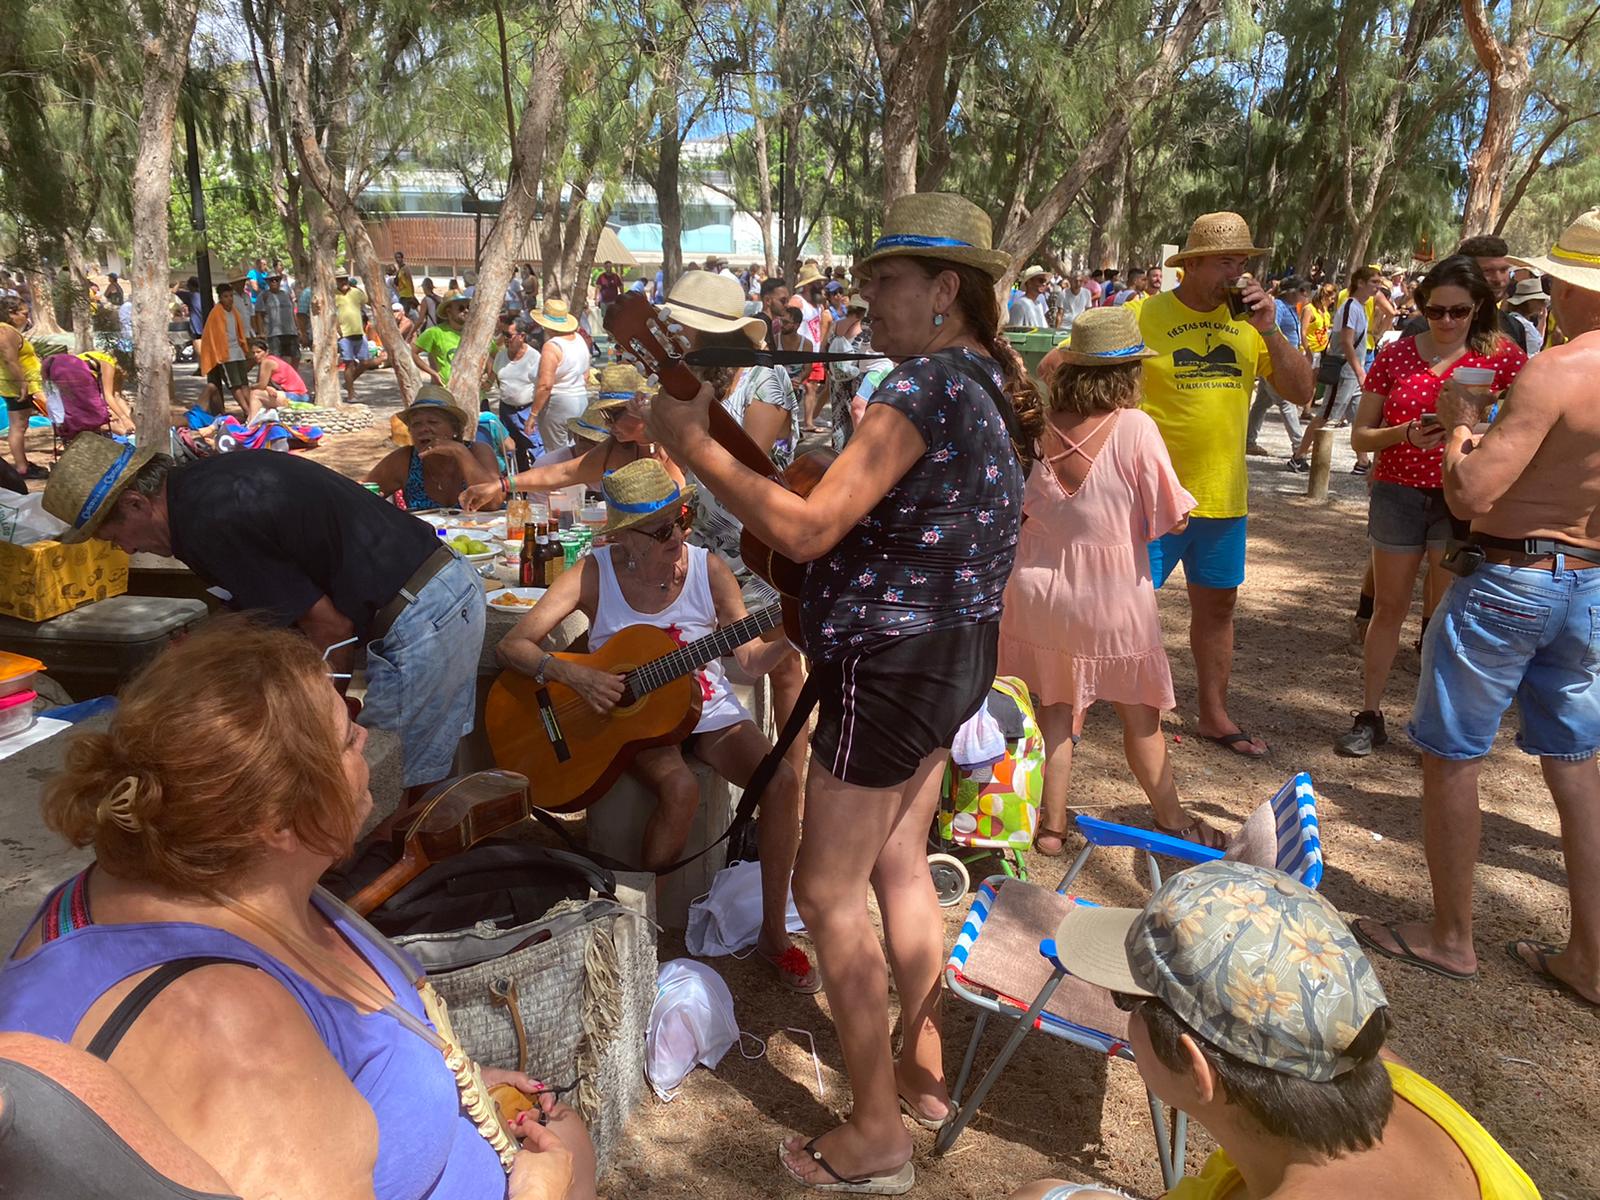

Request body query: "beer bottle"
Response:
[540, 533, 564, 585]
[519, 524, 539, 586]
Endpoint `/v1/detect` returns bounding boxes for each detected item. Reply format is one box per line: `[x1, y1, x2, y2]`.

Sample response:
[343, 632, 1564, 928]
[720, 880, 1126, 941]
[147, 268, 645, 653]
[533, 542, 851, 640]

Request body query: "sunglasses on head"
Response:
[634, 504, 694, 543]
[1422, 303, 1475, 321]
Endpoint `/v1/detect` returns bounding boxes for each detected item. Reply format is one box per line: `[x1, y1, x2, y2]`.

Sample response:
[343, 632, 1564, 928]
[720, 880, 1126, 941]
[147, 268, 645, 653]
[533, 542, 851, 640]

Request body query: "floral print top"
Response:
[801, 348, 1024, 662]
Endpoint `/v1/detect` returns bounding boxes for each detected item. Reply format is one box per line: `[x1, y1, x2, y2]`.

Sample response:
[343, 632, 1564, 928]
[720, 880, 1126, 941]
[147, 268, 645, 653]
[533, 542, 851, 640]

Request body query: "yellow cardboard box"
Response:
[0, 539, 130, 622]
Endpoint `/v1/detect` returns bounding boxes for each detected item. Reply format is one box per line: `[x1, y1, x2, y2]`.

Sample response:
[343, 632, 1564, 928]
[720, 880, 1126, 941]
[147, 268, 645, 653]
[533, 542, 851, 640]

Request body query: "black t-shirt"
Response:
[1398, 309, 1528, 353]
[167, 453, 441, 634]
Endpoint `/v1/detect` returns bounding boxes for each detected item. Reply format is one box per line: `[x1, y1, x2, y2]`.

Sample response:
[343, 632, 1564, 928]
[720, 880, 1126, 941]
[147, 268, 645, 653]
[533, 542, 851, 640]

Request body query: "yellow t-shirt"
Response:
[0, 329, 41, 396]
[1137, 289, 1272, 520]
[1166, 1063, 1540, 1200]
[334, 286, 368, 338]
[1302, 303, 1331, 353]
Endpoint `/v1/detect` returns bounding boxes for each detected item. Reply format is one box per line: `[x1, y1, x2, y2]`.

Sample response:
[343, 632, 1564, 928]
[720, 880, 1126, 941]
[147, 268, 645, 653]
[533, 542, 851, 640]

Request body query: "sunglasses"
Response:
[1422, 304, 1475, 321]
[633, 504, 695, 543]
[1111, 991, 1147, 1015]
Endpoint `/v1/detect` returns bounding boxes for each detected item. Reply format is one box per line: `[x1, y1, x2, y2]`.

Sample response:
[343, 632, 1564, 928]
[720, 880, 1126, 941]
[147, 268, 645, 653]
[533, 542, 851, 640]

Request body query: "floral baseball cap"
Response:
[1052, 860, 1387, 1082]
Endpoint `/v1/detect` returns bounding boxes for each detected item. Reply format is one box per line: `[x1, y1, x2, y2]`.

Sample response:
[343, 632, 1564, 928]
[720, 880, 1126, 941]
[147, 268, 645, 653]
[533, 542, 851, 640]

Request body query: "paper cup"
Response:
[1452, 366, 1495, 387]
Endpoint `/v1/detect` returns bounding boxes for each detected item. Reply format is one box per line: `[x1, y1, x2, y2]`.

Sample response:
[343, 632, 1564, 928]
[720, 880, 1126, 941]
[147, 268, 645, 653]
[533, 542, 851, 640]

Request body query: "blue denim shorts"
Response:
[1148, 515, 1248, 590]
[1409, 562, 1600, 761]
[362, 554, 487, 786]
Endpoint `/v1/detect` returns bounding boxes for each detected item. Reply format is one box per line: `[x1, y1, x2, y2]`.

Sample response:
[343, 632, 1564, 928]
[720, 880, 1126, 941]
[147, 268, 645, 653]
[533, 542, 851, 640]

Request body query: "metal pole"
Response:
[184, 104, 213, 321]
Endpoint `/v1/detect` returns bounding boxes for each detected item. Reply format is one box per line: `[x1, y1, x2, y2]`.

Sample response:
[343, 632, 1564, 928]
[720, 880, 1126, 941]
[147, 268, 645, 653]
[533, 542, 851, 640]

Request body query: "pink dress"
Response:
[998, 408, 1195, 712]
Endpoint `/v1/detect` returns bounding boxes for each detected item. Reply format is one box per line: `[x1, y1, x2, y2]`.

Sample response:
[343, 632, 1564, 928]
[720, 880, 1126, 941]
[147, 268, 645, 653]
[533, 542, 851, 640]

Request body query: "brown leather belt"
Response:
[369, 545, 457, 641]
[1481, 550, 1600, 571]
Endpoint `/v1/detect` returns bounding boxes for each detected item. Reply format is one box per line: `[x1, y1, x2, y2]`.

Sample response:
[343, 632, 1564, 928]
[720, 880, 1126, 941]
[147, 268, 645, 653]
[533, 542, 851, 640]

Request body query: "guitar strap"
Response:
[653, 673, 821, 876]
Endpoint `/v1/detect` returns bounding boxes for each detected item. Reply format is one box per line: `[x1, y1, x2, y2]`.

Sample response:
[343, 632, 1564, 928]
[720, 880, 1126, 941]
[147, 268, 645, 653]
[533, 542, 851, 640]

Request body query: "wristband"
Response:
[1404, 421, 1418, 447]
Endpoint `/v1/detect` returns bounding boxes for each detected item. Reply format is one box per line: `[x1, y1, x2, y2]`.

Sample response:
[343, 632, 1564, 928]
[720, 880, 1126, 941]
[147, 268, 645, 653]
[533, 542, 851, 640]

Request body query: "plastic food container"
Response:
[1452, 366, 1495, 387]
[0, 651, 42, 699]
[0, 690, 37, 740]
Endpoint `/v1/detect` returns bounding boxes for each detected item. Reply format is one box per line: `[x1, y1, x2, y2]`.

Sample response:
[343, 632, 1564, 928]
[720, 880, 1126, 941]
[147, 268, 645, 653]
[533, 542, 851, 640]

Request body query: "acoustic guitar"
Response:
[602, 292, 834, 646]
[485, 603, 782, 814]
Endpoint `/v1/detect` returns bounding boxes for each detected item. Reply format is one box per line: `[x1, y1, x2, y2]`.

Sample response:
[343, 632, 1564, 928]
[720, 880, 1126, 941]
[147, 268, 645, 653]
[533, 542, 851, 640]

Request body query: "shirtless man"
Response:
[1353, 208, 1600, 1007]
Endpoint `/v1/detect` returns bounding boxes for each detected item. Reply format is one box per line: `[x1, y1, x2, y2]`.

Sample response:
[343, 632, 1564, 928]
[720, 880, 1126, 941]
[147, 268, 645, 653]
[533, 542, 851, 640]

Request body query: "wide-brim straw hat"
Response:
[601, 459, 697, 535]
[397, 383, 469, 436]
[1052, 307, 1157, 367]
[1504, 275, 1548, 306]
[856, 193, 1013, 282]
[794, 265, 826, 288]
[596, 362, 650, 409]
[1510, 208, 1600, 294]
[42, 433, 159, 543]
[437, 292, 470, 313]
[567, 403, 616, 444]
[1019, 265, 1048, 284]
[532, 298, 578, 333]
[1165, 211, 1270, 267]
[662, 272, 765, 344]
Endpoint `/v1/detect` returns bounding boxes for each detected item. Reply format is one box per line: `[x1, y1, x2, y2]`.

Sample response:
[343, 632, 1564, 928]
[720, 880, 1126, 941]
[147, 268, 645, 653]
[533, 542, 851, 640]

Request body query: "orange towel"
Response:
[200, 304, 251, 374]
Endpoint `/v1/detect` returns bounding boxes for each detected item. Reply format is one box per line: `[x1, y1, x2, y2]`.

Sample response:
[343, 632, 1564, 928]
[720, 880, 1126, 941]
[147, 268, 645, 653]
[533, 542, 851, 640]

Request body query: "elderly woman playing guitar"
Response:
[496, 459, 816, 993]
[0, 618, 595, 1200]
[647, 193, 1040, 1194]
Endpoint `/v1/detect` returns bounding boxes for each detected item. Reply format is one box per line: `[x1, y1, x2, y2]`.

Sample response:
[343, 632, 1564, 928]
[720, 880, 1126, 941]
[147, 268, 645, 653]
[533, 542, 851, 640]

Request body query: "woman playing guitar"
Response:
[495, 460, 817, 993]
[648, 193, 1041, 1194]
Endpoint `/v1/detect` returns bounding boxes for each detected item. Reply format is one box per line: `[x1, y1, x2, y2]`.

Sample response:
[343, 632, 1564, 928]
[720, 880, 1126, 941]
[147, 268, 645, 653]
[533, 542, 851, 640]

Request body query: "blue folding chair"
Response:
[936, 773, 1323, 1187]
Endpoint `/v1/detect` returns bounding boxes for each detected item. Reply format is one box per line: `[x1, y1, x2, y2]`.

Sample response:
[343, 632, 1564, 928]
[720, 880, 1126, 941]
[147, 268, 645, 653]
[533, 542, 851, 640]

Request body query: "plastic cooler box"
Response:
[0, 596, 208, 697]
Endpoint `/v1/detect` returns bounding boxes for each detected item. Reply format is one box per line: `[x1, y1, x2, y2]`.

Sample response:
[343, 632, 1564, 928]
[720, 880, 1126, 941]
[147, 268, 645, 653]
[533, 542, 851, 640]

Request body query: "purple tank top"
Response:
[0, 874, 505, 1200]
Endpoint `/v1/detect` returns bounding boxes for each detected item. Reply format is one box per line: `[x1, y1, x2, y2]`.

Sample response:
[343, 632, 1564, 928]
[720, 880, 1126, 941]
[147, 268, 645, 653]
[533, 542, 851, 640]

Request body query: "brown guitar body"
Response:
[737, 447, 836, 643]
[485, 622, 704, 814]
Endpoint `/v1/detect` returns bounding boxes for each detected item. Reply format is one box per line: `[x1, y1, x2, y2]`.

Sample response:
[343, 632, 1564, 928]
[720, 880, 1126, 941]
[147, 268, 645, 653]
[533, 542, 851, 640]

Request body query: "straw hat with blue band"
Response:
[396, 382, 470, 436]
[42, 434, 159, 544]
[855, 193, 1013, 281]
[1051, 307, 1157, 366]
[1509, 207, 1600, 294]
[531, 297, 579, 333]
[567, 403, 615, 444]
[595, 362, 651, 410]
[600, 459, 696, 535]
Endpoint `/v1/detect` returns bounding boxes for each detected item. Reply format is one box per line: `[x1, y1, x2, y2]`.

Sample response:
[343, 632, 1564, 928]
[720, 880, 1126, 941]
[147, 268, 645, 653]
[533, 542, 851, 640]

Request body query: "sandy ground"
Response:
[11, 369, 1595, 1199]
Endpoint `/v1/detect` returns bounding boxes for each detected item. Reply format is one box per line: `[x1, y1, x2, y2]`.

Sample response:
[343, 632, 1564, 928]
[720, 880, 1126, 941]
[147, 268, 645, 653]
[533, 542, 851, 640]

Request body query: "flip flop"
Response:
[898, 1095, 949, 1130]
[1506, 939, 1600, 1009]
[1351, 918, 1477, 981]
[778, 1138, 915, 1195]
[1199, 730, 1269, 759]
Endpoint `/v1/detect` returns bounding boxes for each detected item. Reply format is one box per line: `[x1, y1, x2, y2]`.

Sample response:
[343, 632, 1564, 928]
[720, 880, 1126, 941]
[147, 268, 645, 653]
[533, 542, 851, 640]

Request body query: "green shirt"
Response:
[415, 325, 462, 385]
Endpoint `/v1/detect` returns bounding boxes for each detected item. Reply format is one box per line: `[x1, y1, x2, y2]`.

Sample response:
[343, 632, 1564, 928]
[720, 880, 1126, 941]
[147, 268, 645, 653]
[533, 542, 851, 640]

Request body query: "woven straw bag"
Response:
[395, 897, 657, 1169]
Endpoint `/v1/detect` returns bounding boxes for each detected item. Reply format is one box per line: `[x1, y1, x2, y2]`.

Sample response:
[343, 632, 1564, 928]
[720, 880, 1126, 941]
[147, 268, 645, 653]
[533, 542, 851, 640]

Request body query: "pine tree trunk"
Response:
[24, 265, 62, 334]
[1460, 0, 1532, 236]
[304, 193, 342, 406]
[749, 85, 777, 276]
[128, 0, 202, 448]
[62, 236, 96, 354]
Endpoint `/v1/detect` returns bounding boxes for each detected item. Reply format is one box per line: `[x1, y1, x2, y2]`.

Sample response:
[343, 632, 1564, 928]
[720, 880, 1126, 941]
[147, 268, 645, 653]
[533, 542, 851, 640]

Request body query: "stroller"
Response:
[927, 676, 1044, 906]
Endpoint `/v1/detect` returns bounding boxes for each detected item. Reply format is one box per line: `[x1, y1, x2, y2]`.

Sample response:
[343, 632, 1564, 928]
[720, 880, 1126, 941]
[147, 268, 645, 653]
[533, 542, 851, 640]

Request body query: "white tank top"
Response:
[548, 334, 591, 402]
[590, 544, 749, 734]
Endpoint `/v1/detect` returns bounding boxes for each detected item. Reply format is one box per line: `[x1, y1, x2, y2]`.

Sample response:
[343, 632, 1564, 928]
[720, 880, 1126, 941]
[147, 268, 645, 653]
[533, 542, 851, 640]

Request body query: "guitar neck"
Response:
[625, 604, 783, 697]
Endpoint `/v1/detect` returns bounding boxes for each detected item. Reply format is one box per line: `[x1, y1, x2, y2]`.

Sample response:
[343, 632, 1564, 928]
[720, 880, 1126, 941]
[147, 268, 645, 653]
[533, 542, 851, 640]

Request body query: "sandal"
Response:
[1154, 814, 1227, 851]
[1350, 918, 1477, 981]
[1033, 825, 1069, 857]
[758, 942, 822, 994]
[1506, 939, 1600, 1008]
[1199, 729, 1269, 759]
[778, 1138, 915, 1195]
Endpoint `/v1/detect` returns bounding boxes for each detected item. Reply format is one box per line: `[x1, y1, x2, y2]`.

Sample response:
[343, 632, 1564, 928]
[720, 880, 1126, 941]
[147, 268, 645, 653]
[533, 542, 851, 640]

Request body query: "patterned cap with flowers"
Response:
[1052, 860, 1387, 1082]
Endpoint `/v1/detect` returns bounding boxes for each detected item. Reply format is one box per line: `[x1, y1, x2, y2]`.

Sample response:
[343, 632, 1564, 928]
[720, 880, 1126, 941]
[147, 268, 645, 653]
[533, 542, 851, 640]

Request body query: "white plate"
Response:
[441, 529, 503, 562]
[485, 586, 547, 612]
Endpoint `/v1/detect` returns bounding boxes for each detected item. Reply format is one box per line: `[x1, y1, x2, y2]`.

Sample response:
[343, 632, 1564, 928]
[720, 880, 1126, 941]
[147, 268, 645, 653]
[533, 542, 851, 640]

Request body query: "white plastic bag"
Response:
[0, 493, 68, 546]
[685, 859, 805, 957]
[645, 959, 740, 1099]
[951, 696, 1006, 772]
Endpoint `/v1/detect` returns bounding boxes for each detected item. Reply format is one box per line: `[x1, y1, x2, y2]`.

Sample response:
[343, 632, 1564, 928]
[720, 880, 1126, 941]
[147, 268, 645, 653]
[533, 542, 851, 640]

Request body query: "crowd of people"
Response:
[3, 195, 1595, 1200]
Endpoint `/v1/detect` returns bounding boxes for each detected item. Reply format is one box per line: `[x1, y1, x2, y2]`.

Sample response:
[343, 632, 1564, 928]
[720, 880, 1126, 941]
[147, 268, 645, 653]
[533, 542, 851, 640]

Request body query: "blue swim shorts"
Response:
[1148, 515, 1248, 591]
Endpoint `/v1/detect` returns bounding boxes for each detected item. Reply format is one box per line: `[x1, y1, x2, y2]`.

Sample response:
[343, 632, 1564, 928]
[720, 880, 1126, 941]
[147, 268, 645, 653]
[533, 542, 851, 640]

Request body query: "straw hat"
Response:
[856, 193, 1012, 281]
[42, 433, 160, 543]
[596, 362, 650, 408]
[397, 383, 469, 436]
[438, 292, 470, 313]
[1051, 307, 1157, 367]
[1018, 265, 1048, 285]
[600, 459, 696, 535]
[845, 294, 869, 313]
[1504, 275, 1548, 307]
[1165, 212, 1270, 267]
[1510, 208, 1600, 294]
[567, 403, 616, 444]
[662, 272, 765, 344]
[794, 264, 826, 289]
[531, 297, 578, 333]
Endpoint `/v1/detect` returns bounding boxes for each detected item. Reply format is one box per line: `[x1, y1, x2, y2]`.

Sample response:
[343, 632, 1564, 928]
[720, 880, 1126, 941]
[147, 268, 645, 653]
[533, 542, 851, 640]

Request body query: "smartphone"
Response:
[1419, 412, 1441, 428]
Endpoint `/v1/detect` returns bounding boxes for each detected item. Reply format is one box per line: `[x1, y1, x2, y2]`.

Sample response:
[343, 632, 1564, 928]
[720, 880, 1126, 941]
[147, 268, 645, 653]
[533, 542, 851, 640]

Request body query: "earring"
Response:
[625, 556, 638, 571]
[933, 312, 946, 327]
